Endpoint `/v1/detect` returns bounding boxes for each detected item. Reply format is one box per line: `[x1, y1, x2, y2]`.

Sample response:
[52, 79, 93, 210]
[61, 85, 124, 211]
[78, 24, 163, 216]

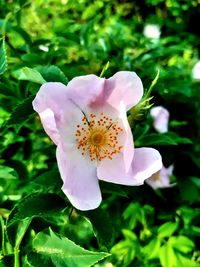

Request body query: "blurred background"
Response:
[0, 0, 200, 266]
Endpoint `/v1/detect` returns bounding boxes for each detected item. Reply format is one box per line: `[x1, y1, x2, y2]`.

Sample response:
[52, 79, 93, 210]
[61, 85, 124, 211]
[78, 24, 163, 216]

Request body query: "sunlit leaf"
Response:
[14, 218, 31, 249]
[0, 166, 18, 179]
[173, 251, 200, 267]
[159, 242, 175, 267]
[157, 222, 178, 238]
[13, 67, 46, 84]
[111, 230, 140, 267]
[143, 238, 161, 259]
[36, 65, 68, 85]
[27, 228, 109, 267]
[169, 236, 195, 254]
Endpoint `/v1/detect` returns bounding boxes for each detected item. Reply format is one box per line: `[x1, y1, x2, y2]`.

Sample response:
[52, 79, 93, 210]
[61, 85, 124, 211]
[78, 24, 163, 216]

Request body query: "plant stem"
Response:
[0, 216, 5, 255]
[14, 218, 32, 267]
[14, 248, 20, 267]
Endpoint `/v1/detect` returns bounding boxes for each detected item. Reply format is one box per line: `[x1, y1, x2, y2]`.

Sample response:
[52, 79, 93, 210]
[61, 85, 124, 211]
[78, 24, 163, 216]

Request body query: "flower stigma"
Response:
[75, 113, 123, 161]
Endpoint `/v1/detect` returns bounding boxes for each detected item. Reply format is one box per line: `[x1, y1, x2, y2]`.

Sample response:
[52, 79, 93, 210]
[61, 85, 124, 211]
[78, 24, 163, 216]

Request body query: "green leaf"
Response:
[27, 228, 109, 267]
[12, 26, 32, 45]
[135, 132, 192, 147]
[123, 203, 146, 229]
[178, 206, 200, 226]
[0, 37, 7, 75]
[6, 96, 35, 126]
[179, 179, 199, 203]
[159, 242, 175, 267]
[173, 251, 200, 267]
[166, 132, 192, 144]
[0, 166, 18, 179]
[191, 225, 200, 236]
[169, 236, 195, 254]
[122, 229, 137, 242]
[100, 180, 128, 197]
[135, 133, 177, 146]
[157, 222, 178, 238]
[190, 177, 200, 188]
[80, 208, 114, 248]
[143, 238, 161, 259]
[7, 193, 66, 227]
[13, 67, 46, 84]
[111, 230, 139, 267]
[36, 65, 68, 85]
[31, 169, 62, 189]
[15, 218, 31, 249]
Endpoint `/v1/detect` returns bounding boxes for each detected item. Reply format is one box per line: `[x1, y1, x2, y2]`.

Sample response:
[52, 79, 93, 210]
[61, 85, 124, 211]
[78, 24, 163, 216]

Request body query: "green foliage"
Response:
[0, 166, 18, 179]
[0, 38, 7, 75]
[13, 67, 46, 84]
[7, 193, 67, 227]
[26, 228, 109, 267]
[143, 238, 161, 259]
[157, 221, 178, 238]
[111, 230, 140, 267]
[135, 132, 192, 146]
[36, 65, 68, 84]
[159, 236, 200, 267]
[80, 208, 114, 248]
[6, 96, 35, 126]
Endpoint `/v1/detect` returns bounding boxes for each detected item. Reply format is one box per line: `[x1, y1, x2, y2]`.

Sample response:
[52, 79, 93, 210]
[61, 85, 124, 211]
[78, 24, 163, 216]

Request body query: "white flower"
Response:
[38, 45, 49, 52]
[192, 61, 200, 80]
[33, 71, 162, 211]
[143, 24, 161, 39]
[145, 165, 176, 190]
[150, 106, 169, 133]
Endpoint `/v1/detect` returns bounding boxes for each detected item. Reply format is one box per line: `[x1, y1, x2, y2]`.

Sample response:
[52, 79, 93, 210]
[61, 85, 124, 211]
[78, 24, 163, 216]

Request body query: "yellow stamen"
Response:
[75, 112, 123, 161]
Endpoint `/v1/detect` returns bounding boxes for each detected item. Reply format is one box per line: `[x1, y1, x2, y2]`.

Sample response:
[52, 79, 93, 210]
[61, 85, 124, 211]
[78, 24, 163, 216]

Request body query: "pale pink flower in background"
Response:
[150, 106, 169, 133]
[192, 61, 200, 80]
[145, 165, 175, 190]
[33, 71, 162, 210]
[143, 24, 161, 39]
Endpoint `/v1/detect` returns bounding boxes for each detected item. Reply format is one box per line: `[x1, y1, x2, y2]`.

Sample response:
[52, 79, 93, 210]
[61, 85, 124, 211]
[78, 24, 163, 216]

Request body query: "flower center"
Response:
[75, 112, 123, 161]
[90, 131, 106, 146]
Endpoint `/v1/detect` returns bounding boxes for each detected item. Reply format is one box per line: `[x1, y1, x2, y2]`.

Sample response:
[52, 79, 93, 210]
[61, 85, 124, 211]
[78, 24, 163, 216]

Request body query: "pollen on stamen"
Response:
[75, 112, 124, 162]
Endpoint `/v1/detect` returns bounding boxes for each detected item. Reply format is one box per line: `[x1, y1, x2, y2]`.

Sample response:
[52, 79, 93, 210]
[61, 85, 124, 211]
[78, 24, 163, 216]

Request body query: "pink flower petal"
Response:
[119, 102, 134, 171]
[56, 144, 102, 211]
[33, 81, 90, 146]
[95, 101, 134, 171]
[145, 164, 175, 190]
[32, 82, 68, 144]
[97, 147, 162, 186]
[65, 74, 105, 110]
[39, 108, 60, 145]
[150, 106, 169, 133]
[97, 153, 141, 185]
[130, 148, 162, 183]
[105, 71, 144, 111]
